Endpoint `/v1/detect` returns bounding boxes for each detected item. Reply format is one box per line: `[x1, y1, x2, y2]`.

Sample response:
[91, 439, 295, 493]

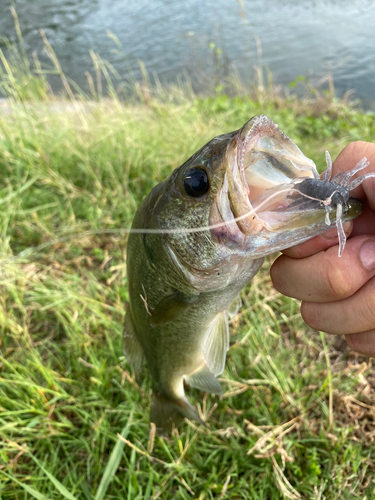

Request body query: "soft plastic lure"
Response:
[292, 153, 374, 256]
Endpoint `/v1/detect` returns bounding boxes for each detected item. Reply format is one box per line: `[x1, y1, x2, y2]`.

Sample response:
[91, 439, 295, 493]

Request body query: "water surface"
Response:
[1, 0, 374, 109]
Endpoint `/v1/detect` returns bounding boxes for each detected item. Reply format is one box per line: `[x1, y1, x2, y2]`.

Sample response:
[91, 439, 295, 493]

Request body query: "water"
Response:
[1, 0, 375, 110]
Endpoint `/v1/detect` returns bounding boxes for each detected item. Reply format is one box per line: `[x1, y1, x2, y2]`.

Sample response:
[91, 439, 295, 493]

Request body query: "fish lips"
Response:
[210, 115, 362, 250]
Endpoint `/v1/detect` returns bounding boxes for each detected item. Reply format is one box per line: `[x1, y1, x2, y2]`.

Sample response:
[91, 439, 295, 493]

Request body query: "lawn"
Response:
[0, 42, 375, 499]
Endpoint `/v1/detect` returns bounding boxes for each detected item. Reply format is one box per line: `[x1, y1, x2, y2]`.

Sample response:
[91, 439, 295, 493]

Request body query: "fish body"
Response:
[124, 115, 362, 432]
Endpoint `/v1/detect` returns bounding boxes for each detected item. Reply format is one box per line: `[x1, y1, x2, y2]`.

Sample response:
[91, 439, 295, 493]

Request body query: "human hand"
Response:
[271, 141, 375, 357]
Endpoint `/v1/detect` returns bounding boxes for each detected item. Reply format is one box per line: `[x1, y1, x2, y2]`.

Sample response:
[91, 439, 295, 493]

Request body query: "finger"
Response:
[345, 330, 375, 358]
[300, 275, 375, 335]
[351, 204, 375, 237]
[282, 221, 353, 259]
[271, 235, 375, 302]
[333, 141, 375, 210]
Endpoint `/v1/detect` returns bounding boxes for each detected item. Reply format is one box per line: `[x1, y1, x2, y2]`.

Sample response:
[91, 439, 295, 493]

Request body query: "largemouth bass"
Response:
[124, 115, 362, 433]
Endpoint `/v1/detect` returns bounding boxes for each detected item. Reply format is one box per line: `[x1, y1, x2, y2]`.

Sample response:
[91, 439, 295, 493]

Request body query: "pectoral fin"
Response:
[123, 306, 144, 376]
[201, 311, 229, 377]
[228, 294, 242, 318]
[184, 362, 222, 394]
[150, 291, 196, 326]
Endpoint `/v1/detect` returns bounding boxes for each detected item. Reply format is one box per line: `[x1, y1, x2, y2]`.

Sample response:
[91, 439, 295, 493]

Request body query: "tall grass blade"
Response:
[0, 177, 38, 205]
[94, 414, 133, 500]
[27, 454, 79, 500]
[0, 470, 52, 500]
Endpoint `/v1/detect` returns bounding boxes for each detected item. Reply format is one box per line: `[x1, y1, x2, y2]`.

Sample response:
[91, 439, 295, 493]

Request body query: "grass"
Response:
[0, 27, 375, 500]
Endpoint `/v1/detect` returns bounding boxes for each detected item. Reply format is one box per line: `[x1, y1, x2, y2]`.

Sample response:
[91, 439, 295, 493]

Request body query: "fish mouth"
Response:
[211, 115, 362, 252]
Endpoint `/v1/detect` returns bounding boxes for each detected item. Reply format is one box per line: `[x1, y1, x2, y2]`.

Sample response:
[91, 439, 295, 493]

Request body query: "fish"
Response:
[123, 115, 363, 433]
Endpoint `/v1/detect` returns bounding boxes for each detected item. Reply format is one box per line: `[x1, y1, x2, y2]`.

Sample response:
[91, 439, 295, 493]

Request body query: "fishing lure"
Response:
[288, 153, 373, 256]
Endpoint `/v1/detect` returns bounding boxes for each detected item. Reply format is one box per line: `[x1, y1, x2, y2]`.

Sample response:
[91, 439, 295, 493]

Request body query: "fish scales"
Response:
[124, 115, 363, 433]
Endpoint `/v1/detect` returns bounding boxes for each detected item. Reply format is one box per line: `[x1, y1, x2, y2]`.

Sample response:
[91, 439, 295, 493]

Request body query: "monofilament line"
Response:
[110, 185, 338, 235]
[13, 156, 372, 261]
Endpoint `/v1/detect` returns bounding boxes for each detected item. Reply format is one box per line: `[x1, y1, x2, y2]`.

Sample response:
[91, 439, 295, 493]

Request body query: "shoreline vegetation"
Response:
[1, 15, 375, 500]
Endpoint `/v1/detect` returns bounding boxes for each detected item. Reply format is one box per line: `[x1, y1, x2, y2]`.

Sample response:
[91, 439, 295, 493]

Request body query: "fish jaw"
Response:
[242, 197, 362, 258]
[210, 115, 363, 256]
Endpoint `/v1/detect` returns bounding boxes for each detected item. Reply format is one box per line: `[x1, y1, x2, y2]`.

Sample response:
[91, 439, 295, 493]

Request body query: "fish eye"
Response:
[184, 168, 209, 197]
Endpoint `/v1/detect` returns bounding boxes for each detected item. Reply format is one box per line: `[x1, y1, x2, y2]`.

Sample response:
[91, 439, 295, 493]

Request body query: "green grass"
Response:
[1, 32, 375, 499]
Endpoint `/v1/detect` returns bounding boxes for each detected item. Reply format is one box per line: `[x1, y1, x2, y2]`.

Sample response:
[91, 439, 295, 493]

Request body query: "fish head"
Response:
[149, 115, 362, 291]
[209, 115, 362, 258]
[150, 128, 238, 290]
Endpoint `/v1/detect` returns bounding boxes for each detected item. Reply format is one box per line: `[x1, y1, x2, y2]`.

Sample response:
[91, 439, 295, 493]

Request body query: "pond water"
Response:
[1, 0, 375, 110]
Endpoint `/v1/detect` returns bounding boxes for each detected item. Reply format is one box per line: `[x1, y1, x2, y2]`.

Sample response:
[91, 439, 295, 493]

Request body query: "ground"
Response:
[0, 78, 375, 499]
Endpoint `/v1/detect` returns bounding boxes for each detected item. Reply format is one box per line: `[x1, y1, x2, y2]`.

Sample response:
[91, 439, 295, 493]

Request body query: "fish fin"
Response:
[228, 294, 242, 319]
[123, 306, 144, 376]
[150, 291, 195, 326]
[184, 362, 223, 394]
[150, 390, 205, 434]
[201, 311, 229, 377]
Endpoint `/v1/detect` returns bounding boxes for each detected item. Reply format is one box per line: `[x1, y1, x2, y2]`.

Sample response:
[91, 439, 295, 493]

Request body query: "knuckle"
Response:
[339, 141, 375, 166]
[342, 141, 373, 158]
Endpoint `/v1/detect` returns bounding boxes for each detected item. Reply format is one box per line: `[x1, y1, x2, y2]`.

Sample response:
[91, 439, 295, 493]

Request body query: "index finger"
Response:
[334, 141, 375, 210]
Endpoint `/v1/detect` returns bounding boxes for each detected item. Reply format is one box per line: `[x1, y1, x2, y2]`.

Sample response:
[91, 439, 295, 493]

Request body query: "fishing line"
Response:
[108, 185, 342, 235]
[2, 187, 298, 263]
[1, 157, 373, 264]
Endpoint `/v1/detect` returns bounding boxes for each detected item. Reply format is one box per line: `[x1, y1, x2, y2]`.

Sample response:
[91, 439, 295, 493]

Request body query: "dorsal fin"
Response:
[201, 311, 229, 377]
[184, 362, 222, 394]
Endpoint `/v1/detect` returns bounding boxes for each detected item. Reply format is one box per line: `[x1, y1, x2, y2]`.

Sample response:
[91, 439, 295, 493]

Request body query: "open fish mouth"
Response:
[213, 115, 363, 255]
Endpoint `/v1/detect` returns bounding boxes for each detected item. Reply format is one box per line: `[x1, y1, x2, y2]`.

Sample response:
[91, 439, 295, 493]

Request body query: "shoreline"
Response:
[1, 90, 373, 117]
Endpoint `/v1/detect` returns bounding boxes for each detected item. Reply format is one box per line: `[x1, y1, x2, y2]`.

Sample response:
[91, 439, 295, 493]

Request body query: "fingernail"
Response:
[360, 239, 375, 271]
[322, 221, 352, 240]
